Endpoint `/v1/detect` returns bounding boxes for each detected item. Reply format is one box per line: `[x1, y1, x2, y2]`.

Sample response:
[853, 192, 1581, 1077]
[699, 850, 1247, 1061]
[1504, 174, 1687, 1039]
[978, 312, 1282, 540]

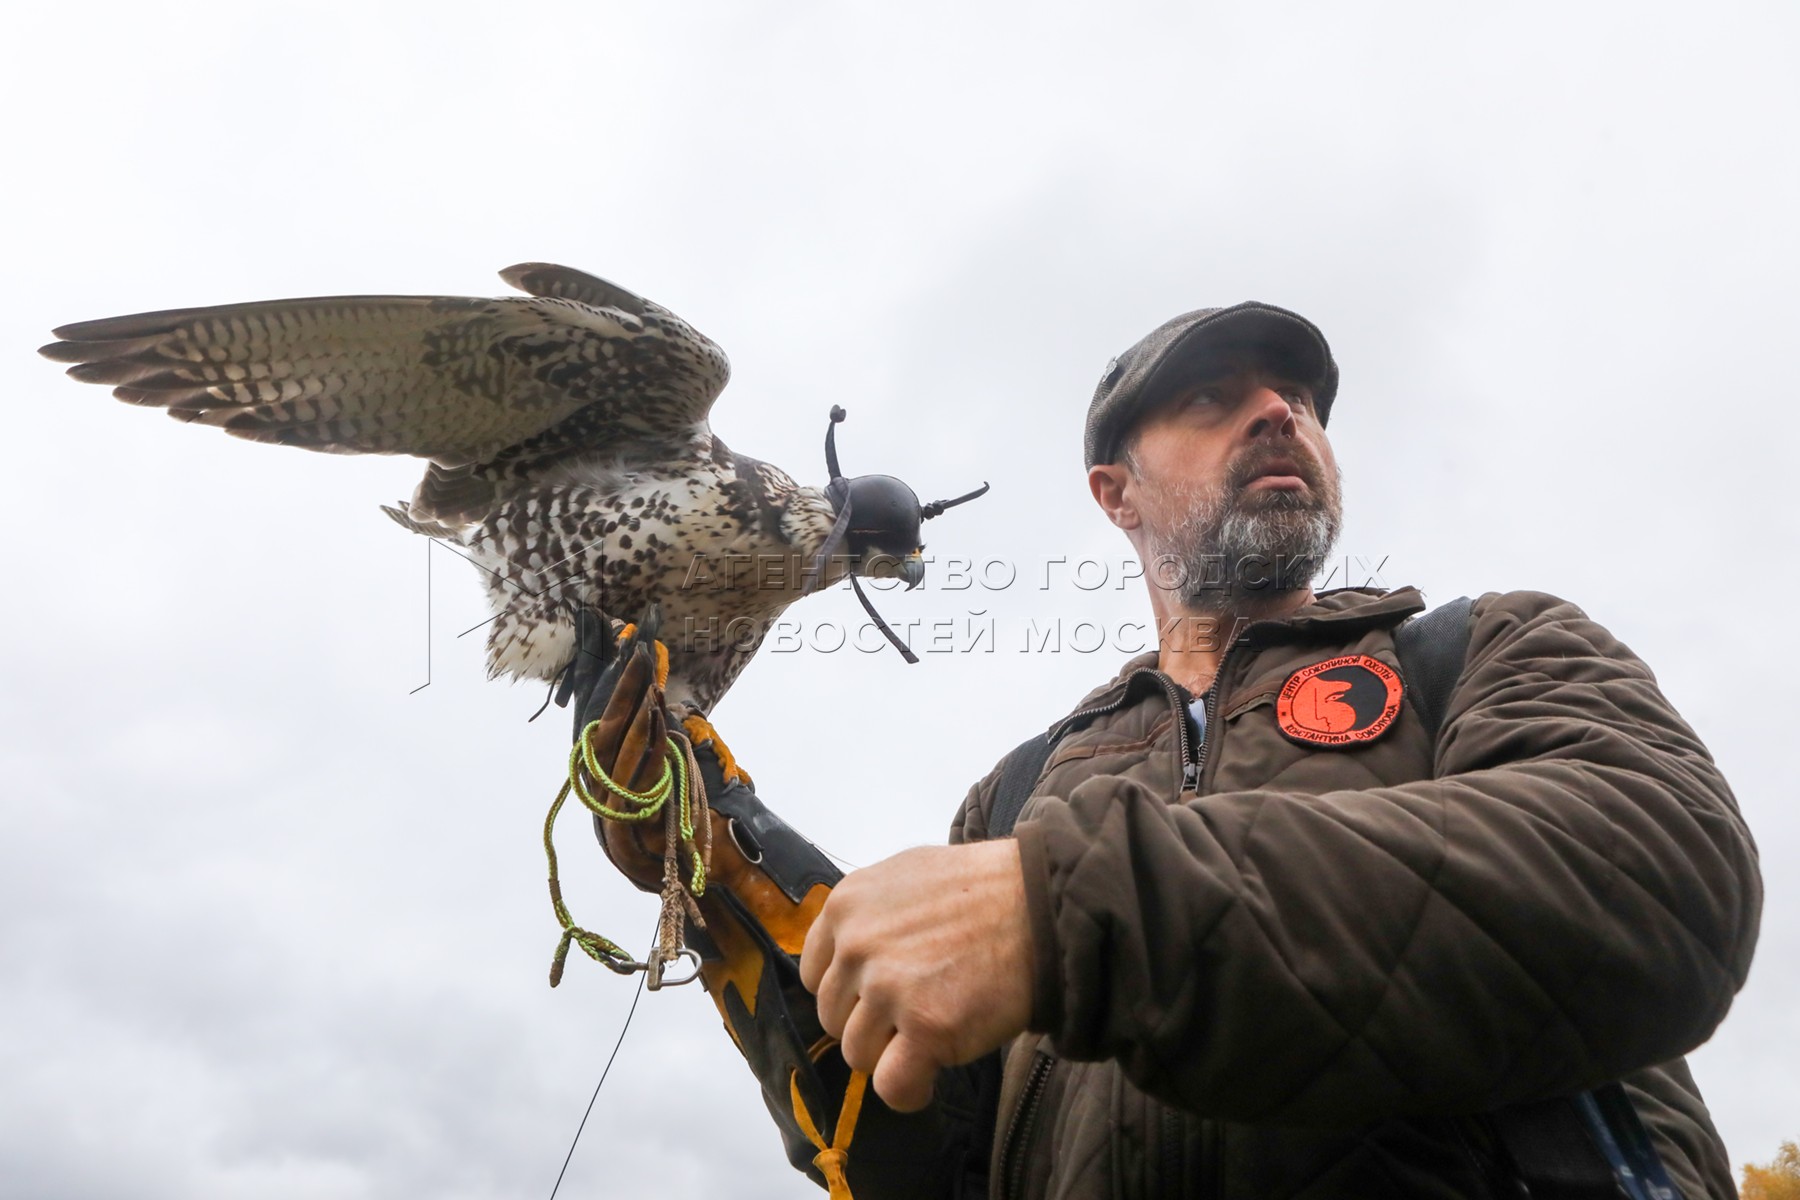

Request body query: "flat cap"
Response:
[1083, 301, 1339, 468]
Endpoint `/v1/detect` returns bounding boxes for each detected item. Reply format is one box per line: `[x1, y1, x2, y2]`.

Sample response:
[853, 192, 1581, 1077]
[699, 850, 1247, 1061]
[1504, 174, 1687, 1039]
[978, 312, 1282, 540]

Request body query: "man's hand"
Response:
[798, 840, 1034, 1113]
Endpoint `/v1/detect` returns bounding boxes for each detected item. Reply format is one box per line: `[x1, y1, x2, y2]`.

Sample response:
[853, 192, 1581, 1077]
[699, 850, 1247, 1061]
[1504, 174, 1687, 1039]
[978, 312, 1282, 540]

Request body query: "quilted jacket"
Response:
[936, 585, 1760, 1200]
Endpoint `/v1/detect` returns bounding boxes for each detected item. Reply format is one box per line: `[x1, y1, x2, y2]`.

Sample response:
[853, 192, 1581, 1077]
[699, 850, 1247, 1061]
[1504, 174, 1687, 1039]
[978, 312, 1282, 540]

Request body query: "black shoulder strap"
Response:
[1489, 1095, 1623, 1200]
[988, 731, 1055, 839]
[1489, 1083, 1685, 1200]
[1394, 595, 1475, 743]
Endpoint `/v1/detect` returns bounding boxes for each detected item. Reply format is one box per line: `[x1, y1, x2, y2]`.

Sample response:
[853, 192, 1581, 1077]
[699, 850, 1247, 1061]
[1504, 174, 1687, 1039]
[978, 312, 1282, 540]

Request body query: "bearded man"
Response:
[576, 302, 1760, 1200]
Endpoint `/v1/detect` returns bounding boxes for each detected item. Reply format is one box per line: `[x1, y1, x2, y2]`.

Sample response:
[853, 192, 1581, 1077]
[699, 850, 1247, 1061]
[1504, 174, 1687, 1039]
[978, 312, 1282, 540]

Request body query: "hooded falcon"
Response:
[41, 262, 986, 715]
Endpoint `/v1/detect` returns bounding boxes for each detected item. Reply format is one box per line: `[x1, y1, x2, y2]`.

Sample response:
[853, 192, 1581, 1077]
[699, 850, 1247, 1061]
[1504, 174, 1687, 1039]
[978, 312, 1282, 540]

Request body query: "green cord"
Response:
[567, 721, 677, 822]
[545, 725, 707, 985]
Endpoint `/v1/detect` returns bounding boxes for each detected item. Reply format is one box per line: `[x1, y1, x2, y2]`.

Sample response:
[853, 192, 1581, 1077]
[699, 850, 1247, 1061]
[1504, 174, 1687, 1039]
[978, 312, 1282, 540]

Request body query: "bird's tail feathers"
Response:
[411, 461, 496, 525]
[381, 501, 463, 541]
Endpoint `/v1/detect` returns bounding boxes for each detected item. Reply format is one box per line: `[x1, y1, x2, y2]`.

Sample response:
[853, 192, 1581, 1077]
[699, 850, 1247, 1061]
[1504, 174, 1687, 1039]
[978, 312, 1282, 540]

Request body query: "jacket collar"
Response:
[1250, 585, 1425, 639]
[1057, 586, 1427, 718]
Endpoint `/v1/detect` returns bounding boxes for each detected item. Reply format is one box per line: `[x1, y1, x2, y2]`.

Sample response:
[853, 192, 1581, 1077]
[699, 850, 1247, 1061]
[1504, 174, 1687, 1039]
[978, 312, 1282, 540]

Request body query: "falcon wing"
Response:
[42, 263, 730, 514]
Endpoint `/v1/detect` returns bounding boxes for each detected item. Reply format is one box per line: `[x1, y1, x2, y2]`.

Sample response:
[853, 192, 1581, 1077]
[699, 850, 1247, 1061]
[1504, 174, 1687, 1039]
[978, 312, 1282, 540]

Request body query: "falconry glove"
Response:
[553, 610, 983, 1200]
[557, 608, 677, 895]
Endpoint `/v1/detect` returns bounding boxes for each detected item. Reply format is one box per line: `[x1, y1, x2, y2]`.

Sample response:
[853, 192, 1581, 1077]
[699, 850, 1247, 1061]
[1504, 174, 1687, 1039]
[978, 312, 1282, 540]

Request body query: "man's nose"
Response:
[1243, 386, 1299, 440]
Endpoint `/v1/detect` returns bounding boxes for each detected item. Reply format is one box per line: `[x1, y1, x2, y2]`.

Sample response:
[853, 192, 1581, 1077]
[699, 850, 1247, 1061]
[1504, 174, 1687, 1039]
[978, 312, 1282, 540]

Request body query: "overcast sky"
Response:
[3, 2, 1796, 1197]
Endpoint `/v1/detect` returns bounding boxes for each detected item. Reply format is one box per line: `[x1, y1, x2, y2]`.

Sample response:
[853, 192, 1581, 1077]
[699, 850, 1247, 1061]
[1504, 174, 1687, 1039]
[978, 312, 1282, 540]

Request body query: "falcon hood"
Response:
[808, 406, 989, 660]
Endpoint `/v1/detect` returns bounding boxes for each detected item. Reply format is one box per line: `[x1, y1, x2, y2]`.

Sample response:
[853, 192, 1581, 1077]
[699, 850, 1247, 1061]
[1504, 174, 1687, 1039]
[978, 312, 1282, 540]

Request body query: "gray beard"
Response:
[1141, 473, 1343, 612]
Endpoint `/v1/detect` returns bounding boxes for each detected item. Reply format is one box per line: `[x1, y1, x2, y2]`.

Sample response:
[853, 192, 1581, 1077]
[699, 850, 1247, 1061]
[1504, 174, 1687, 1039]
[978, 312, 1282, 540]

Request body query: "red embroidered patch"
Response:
[1276, 654, 1404, 747]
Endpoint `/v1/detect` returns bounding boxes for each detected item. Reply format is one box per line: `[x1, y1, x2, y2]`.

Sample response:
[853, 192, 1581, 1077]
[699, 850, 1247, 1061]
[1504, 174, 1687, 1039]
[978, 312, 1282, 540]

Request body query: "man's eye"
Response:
[1279, 387, 1312, 409]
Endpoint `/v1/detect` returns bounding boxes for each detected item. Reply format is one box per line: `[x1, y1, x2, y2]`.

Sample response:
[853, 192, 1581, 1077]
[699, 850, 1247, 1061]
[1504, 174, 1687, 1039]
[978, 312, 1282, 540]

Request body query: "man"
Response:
[576, 302, 1761, 1199]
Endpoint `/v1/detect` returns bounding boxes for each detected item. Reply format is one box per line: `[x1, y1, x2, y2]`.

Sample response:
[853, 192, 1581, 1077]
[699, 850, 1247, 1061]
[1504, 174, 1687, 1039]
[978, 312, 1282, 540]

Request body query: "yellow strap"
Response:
[788, 1068, 870, 1200]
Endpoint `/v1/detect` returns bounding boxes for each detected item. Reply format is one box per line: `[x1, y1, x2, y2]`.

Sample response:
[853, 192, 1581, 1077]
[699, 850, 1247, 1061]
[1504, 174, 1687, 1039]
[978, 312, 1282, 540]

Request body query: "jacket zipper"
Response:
[1159, 1104, 1184, 1195]
[1189, 638, 1242, 795]
[999, 1052, 1054, 1200]
[1017, 634, 1259, 1199]
[1160, 644, 1241, 1198]
[1145, 670, 1201, 795]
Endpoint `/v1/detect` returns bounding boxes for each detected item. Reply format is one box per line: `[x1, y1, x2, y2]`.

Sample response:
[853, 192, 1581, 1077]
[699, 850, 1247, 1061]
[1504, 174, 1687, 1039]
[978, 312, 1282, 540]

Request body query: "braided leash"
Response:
[545, 720, 711, 987]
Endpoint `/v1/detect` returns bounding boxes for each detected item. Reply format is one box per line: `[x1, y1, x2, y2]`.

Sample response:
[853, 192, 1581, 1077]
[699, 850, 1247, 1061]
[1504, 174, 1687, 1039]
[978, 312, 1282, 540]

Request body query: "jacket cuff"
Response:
[1014, 818, 1064, 1036]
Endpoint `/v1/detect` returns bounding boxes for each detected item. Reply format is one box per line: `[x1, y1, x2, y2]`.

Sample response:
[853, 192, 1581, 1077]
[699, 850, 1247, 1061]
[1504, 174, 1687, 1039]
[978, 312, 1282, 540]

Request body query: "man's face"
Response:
[1114, 358, 1342, 610]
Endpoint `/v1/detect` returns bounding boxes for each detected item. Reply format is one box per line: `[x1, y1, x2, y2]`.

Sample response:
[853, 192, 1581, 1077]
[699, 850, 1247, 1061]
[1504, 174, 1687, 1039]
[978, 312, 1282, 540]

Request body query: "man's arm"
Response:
[669, 775, 1000, 1199]
[1011, 590, 1761, 1125]
[563, 612, 998, 1197]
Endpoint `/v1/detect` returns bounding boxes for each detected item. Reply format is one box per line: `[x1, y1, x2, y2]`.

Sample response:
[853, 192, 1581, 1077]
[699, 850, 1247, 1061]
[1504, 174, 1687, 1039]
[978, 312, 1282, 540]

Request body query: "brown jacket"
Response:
[945, 586, 1759, 1200]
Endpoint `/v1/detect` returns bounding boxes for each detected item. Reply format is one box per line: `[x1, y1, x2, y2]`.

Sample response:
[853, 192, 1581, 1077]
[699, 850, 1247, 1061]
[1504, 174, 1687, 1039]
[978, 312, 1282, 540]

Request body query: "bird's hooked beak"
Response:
[899, 550, 925, 591]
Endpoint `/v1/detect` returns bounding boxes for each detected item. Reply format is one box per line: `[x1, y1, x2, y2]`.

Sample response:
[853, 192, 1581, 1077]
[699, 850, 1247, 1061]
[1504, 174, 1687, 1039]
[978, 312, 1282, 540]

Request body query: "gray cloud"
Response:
[4, 1, 1796, 1195]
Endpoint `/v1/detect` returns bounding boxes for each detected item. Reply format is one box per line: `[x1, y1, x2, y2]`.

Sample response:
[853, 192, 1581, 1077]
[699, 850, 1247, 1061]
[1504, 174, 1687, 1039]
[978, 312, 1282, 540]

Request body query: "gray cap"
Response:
[1083, 301, 1339, 468]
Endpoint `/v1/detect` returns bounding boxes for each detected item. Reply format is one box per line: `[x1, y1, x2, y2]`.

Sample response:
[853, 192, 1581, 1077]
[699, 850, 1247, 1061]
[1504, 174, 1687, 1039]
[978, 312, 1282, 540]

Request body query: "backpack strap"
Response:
[1394, 594, 1475, 742]
[987, 731, 1055, 839]
[1577, 1083, 1686, 1200]
[1487, 1084, 1684, 1200]
[1488, 1095, 1625, 1199]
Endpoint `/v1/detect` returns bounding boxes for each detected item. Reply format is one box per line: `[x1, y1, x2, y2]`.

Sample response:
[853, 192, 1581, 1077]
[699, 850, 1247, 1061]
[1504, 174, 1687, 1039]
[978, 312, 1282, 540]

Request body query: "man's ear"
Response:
[1089, 461, 1140, 531]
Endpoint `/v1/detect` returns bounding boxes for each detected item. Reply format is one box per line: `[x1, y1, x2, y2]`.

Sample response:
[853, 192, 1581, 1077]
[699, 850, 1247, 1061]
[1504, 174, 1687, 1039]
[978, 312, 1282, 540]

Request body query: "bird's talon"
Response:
[682, 712, 754, 789]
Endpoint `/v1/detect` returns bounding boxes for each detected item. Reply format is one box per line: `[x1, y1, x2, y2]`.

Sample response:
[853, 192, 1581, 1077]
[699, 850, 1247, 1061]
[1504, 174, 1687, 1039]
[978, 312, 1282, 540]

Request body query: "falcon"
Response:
[41, 262, 987, 715]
